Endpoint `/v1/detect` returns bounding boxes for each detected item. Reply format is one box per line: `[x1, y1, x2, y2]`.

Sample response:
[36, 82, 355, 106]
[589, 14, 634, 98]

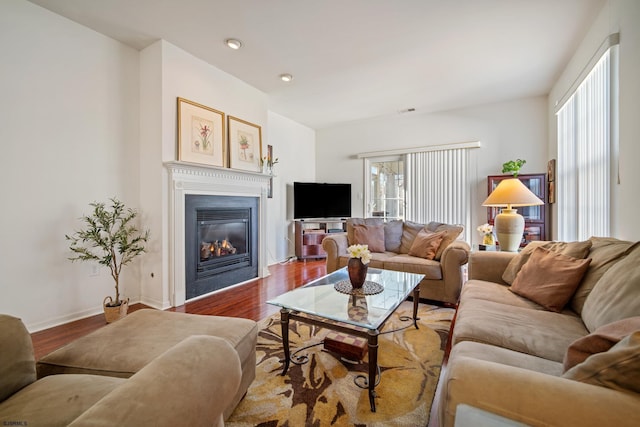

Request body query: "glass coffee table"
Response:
[267, 267, 424, 412]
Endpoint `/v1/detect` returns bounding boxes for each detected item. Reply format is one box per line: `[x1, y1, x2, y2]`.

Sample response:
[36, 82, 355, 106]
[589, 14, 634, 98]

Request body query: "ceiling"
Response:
[28, 0, 604, 129]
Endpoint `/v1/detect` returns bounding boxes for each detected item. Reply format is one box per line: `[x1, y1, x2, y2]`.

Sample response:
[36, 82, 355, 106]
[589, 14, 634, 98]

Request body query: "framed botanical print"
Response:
[177, 97, 226, 167]
[228, 116, 262, 172]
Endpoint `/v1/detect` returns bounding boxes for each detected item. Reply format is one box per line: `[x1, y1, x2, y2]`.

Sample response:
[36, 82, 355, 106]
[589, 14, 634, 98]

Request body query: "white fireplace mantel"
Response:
[164, 161, 271, 306]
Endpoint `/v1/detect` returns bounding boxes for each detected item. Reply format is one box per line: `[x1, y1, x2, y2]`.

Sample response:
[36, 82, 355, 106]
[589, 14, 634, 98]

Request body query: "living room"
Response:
[2, 0, 639, 342]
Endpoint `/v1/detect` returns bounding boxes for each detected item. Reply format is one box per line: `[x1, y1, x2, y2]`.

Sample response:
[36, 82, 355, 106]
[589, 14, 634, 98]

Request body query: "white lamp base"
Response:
[494, 209, 524, 252]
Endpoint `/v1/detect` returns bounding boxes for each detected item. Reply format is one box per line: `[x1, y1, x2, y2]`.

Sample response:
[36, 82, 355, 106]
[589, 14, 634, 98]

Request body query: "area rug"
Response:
[226, 301, 454, 427]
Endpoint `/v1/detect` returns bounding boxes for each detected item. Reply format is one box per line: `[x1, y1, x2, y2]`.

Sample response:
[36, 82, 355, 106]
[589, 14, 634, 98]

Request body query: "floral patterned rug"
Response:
[226, 301, 454, 427]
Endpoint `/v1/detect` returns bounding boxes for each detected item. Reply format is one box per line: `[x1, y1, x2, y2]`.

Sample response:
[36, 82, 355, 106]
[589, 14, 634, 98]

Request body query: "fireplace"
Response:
[185, 195, 259, 300]
[165, 161, 270, 307]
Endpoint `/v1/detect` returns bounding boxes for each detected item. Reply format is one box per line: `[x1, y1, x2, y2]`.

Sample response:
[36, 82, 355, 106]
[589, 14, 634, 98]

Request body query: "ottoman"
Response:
[36, 309, 258, 420]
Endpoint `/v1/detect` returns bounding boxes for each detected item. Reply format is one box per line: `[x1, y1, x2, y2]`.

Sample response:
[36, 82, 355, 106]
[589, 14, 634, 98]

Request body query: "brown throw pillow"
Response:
[399, 221, 425, 254]
[408, 230, 446, 260]
[563, 317, 640, 372]
[428, 223, 464, 260]
[563, 331, 640, 394]
[510, 247, 591, 312]
[502, 240, 593, 285]
[352, 224, 385, 253]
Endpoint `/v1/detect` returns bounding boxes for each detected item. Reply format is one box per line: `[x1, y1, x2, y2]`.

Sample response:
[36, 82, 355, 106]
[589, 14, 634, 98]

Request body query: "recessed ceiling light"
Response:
[224, 38, 243, 50]
[280, 73, 293, 82]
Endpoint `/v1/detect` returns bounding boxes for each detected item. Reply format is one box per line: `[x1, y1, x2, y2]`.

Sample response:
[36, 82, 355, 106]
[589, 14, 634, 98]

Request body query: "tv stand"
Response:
[294, 219, 347, 260]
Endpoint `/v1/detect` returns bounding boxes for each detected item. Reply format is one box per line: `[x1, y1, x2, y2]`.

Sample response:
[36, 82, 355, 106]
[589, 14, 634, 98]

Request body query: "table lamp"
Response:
[482, 178, 544, 252]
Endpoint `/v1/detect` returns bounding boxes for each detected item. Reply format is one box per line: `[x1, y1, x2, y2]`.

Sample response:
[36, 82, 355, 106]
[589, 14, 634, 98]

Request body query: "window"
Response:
[365, 157, 405, 220]
[360, 142, 479, 242]
[556, 36, 618, 241]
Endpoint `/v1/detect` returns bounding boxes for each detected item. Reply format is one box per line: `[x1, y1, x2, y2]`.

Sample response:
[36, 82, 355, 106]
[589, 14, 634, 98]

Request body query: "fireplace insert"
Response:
[185, 195, 259, 299]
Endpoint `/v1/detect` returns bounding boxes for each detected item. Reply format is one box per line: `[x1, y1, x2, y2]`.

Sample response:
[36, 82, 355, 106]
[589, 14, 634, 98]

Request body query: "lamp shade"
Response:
[482, 178, 544, 209]
[482, 178, 544, 252]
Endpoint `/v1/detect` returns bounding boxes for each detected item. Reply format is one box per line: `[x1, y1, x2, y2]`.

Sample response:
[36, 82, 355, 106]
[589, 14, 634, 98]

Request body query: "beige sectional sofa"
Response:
[322, 218, 470, 304]
[35, 309, 258, 423]
[1, 313, 242, 426]
[439, 237, 640, 427]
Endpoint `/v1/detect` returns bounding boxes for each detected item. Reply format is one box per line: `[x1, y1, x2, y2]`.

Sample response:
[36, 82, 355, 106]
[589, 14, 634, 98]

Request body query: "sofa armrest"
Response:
[322, 233, 348, 273]
[467, 251, 517, 285]
[441, 356, 640, 427]
[69, 335, 241, 427]
[437, 241, 471, 303]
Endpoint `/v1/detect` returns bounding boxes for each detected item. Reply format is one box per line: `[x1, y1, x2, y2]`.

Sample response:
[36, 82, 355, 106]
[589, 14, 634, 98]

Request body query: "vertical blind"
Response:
[556, 48, 612, 241]
[405, 148, 470, 241]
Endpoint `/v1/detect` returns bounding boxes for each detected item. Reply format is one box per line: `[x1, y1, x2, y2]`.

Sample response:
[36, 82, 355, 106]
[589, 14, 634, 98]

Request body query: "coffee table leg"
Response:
[280, 309, 291, 376]
[412, 285, 420, 329]
[368, 330, 379, 412]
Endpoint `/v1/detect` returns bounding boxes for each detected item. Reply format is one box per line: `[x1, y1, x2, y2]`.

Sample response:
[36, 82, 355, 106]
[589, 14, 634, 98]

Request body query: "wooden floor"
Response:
[30, 259, 328, 360]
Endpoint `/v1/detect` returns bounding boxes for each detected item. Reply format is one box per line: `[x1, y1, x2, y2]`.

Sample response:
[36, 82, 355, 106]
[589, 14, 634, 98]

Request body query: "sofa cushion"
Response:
[383, 220, 403, 252]
[582, 243, 640, 332]
[449, 341, 564, 377]
[408, 230, 445, 260]
[352, 224, 386, 253]
[509, 247, 591, 313]
[426, 222, 464, 260]
[399, 221, 425, 254]
[563, 331, 640, 393]
[571, 238, 638, 314]
[563, 317, 640, 372]
[0, 374, 123, 426]
[461, 280, 549, 310]
[383, 254, 443, 279]
[346, 218, 383, 246]
[0, 314, 36, 402]
[502, 240, 592, 285]
[452, 298, 588, 362]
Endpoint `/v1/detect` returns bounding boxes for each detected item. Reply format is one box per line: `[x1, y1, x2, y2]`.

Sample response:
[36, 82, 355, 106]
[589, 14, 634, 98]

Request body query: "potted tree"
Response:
[66, 197, 150, 323]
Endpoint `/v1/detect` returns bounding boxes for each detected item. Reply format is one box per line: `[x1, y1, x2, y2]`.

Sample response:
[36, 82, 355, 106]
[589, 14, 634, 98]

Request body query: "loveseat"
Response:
[0, 313, 241, 426]
[439, 237, 640, 426]
[322, 218, 470, 304]
[35, 309, 258, 422]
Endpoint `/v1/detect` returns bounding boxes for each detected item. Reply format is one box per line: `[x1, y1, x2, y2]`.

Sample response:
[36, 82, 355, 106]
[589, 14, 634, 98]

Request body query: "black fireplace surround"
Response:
[185, 194, 259, 300]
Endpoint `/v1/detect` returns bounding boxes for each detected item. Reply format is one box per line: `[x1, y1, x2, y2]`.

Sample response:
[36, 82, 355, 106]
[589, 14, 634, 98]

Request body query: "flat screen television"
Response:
[293, 182, 351, 219]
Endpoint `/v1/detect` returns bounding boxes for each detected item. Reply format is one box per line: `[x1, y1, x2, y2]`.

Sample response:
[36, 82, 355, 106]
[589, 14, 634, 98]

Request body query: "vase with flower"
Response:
[477, 223, 495, 246]
[346, 244, 371, 288]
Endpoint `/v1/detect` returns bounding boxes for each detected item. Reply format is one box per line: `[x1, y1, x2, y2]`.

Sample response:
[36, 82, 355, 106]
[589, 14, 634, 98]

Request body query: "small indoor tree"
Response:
[66, 198, 149, 318]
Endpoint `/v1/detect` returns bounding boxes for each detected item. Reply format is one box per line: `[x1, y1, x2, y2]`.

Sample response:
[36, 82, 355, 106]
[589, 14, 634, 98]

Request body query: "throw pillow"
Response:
[384, 220, 403, 252]
[408, 230, 446, 260]
[399, 221, 426, 254]
[510, 247, 591, 312]
[431, 223, 464, 260]
[346, 218, 383, 246]
[563, 331, 640, 394]
[570, 238, 638, 315]
[582, 243, 640, 333]
[502, 240, 593, 285]
[563, 317, 640, 372]
[352, 224, 386, 253]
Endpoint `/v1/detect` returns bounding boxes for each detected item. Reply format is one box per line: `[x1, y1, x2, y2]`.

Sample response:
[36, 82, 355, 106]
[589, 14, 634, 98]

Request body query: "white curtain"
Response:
[557, 48, 612, 241]
[405, 148, 470, 241]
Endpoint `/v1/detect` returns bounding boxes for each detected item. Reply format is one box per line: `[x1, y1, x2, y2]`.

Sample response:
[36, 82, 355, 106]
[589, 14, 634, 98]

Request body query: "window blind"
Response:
[557, 47, 612, 241]
[405, 148, 470, 241]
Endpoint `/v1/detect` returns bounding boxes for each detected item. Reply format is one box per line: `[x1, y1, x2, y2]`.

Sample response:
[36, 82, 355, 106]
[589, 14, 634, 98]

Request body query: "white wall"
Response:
[548, 0, 640, 241]
[268, 111, 317, 260]
[0, 0, 140, 330]
[316, 96, 548, 246]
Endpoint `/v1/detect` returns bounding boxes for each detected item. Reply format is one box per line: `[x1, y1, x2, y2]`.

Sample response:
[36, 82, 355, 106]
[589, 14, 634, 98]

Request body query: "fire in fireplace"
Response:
[185, 195, 259, 299]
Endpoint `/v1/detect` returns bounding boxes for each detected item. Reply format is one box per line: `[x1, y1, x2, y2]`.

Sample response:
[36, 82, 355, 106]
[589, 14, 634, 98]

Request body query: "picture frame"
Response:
[228, 116, 262, 172]
[547, 159, 556, 182]
[177, 97, 226, 167]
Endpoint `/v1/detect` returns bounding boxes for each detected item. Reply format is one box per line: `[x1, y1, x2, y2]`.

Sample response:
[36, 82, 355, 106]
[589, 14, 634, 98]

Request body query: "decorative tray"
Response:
[334, 280, 384, 296]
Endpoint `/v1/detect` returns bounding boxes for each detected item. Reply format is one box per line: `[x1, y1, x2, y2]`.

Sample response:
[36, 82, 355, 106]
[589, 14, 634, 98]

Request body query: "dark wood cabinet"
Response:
[294, 220, 347, 260]
[487, 174, 547, 246]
